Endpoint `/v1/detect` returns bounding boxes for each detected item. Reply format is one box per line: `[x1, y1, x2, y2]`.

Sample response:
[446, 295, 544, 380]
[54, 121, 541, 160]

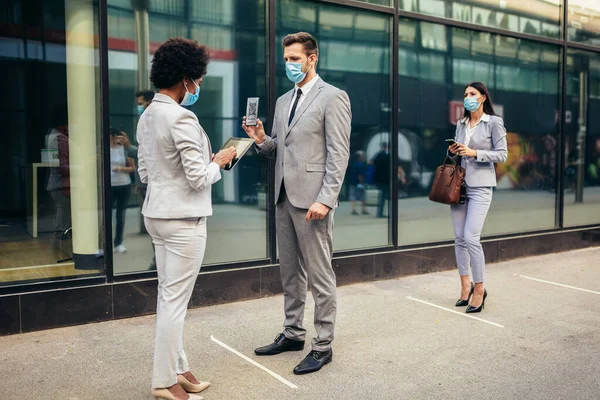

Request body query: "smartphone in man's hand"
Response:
[245, 97, 259, 126]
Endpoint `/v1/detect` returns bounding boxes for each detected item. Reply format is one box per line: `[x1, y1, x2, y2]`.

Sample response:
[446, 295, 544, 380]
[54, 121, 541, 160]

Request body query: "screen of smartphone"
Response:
[245, 97, 259, 126]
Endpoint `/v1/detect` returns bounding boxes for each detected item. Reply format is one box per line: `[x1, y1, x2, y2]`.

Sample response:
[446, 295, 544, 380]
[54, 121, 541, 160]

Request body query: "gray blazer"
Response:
[454, 114, 508, 187]
[136, 93, 221, 219]
[257, 78, 351, 209]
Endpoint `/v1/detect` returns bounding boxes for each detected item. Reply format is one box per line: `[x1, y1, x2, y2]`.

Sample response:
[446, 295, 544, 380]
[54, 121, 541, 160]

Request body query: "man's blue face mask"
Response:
[285, 58, 310, 84]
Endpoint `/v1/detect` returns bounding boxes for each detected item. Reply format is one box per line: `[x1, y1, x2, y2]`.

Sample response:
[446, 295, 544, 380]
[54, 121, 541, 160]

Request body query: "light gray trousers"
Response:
[145, 216, 207, 389]
[450, 186, 493, 283]
[276, 191, 337, 352]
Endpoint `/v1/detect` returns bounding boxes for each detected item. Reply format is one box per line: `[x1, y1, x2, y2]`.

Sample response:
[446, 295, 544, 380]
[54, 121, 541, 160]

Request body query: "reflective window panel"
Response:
[398, 19, 560, 245]
[277, 0, 393, 251]
[564, 49, 600, 227]
[401, 0, 562, 39]
[568, 0, 600, 46]
[107, 0, 269, 274]
[0, 0, 105, 284]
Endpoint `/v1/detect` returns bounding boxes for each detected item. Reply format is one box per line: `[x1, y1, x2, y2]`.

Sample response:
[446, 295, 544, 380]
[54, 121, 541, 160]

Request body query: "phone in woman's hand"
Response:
[445, 138, 456, 146]
[446, 139, 458, 156]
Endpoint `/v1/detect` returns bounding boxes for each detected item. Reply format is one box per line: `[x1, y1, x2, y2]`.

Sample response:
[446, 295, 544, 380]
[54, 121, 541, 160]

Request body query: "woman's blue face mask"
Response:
[464, 96, 482, 112]
[180, 79, 200, 107]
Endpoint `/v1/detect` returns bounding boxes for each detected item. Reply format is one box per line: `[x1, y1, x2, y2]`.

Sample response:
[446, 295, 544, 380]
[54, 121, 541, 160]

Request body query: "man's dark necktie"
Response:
[288, 88, 303, 125]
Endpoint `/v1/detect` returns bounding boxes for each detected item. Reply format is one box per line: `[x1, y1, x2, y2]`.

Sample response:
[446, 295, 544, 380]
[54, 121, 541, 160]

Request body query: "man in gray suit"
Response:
[243, 32, 351, 375]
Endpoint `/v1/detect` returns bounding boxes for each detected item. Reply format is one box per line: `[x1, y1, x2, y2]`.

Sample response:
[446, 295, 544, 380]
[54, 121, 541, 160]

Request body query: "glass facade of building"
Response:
[1, 0, 105, 283]
[1, 0, 599, 293]
[106, 0, 269, 274]
[401, 0, 563, 39]
[397, 20, 562, 244]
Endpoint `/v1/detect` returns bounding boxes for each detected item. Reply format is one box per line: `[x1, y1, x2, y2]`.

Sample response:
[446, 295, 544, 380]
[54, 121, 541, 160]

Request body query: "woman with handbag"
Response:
[448, 82, 507, 313]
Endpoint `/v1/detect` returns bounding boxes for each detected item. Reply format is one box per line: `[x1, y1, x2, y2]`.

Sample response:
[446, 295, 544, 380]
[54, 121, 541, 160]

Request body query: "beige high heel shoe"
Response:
[152, 388, 203, 400]
[177, 374, 211, 393]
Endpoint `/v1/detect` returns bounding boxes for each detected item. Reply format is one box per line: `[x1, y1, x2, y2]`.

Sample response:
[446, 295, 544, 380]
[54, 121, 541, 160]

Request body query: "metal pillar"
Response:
[575, 70, 588, 203]
[132, 0, 150, 91]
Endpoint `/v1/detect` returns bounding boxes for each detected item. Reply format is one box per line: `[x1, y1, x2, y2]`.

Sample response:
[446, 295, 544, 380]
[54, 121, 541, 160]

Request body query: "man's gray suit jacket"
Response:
[257, 77, 351, 209]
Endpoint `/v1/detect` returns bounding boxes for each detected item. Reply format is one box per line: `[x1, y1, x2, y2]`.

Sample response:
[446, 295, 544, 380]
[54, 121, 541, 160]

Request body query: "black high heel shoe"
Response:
[455, 282, 474, 307]
[466, 289, 487, 313]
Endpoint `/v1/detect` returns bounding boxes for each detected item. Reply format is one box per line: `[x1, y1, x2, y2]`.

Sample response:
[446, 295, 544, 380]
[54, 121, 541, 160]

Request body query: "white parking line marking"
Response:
[210, 335, 298, 389]
[405, 296, 504, 328]
[518, 275, 600, 295]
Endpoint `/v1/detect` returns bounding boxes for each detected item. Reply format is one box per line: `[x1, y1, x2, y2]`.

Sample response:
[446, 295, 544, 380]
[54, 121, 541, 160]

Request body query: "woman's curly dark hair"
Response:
[150, 38, 210, 89]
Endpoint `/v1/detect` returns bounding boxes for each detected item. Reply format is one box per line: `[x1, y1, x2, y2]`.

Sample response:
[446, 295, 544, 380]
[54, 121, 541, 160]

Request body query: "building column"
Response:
[132, 0, 151, 91]
[132, 0, 150, 234]
[65, 0, 101, 270]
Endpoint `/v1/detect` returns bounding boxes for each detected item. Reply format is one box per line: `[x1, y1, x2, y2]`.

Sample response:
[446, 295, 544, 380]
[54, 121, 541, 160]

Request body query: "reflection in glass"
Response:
[109, 128, 134, 255]
[568, 0, 600, 45]
[398, 19, 560, 246]
[108, 0, 268, 273]
[402, 0, 561, 39]
[355, 0, 392, 5]
[277, 0, 392, 251]
[564, 49, 600, 226]
[0, 0, 104, 284]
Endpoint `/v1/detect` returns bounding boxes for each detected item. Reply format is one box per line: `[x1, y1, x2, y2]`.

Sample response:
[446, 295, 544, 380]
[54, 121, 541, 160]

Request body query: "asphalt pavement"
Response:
[1, 247, 599, 399]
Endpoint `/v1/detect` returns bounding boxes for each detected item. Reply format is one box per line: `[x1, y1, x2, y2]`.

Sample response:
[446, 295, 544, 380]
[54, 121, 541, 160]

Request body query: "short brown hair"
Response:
[282, 32, 319, 57]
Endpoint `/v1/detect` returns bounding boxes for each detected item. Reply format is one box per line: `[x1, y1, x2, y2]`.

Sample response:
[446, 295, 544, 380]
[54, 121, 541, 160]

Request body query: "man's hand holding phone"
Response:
[242, 117, 267, 145]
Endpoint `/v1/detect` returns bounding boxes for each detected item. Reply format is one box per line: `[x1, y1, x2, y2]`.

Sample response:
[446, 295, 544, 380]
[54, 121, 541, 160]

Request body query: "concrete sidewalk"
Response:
[1, 247, 600, 400]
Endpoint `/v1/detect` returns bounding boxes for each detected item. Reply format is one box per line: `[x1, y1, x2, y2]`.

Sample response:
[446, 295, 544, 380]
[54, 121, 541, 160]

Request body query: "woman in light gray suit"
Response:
[137, 38, 236, 400]
[448, 82, 508, 314]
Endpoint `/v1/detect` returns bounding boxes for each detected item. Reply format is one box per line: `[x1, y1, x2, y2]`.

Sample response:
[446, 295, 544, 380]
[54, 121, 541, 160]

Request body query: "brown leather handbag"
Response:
[428, 156, 466, 205]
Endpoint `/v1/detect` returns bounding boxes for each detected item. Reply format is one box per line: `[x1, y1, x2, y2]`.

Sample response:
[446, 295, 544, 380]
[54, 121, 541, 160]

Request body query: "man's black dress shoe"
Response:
[255, 333, 305, 356]
[293, 350, 332, 375]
